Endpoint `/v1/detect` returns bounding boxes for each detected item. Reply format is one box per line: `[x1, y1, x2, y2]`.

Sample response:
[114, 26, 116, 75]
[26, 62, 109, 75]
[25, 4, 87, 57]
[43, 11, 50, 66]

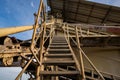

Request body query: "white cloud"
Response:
[31, 1, 34, 8]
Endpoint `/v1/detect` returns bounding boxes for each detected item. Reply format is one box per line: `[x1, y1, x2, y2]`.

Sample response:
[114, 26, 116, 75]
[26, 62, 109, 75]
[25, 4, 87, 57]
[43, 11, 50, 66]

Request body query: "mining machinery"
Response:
[0, 0, 120, 80]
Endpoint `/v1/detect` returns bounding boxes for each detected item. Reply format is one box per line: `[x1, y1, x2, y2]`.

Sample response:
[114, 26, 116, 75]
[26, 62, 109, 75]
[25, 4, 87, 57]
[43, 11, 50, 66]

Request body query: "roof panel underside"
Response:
[47, 0, 120, 25]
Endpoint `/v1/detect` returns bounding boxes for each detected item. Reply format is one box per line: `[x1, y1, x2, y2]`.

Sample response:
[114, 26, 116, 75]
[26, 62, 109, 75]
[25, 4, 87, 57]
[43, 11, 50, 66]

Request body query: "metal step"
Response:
[45, 57, 73, 61]
[42, 60, 75, 65]
[52, 40, 67, 42]
[50, 43, 68, 45]
[50, 45, 68, 47]
[48, 49, 71, 53]
[52, 40, 66, 42]
[44, 54, 72, 58]
[48, 52, 71, 54]
[48, 49, 70, 51]
[40, 71, 79, 76]
[49, 46, 69, 49]
[52, 41, 67, 43]
[52, 37, 66, 40]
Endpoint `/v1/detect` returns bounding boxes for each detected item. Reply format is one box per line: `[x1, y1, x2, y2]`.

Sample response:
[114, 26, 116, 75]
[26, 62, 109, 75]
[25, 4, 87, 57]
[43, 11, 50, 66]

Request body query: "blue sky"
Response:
[0, 0, 40, 27]
[0, 1, 41, 79]
[88, 0, 120, 7]
[0, 0, 40, 40]
[0, 0, 120, 40]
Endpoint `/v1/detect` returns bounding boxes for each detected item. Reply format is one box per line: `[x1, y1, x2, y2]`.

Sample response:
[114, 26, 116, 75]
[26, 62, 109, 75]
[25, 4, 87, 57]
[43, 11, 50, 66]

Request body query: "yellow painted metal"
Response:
[0, 26, 33, 37]
[0, 22, 54, 37]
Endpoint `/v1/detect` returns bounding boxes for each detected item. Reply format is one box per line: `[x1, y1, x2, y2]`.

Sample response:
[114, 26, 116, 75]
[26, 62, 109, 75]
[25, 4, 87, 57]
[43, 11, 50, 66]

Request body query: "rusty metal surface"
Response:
[82, 47, 120, 77]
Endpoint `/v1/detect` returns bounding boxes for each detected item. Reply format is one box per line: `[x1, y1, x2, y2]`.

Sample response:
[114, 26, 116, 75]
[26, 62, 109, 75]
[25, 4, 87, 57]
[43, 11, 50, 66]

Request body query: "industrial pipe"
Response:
[0, 21, 54, 37]
[0, 26, 33, 37]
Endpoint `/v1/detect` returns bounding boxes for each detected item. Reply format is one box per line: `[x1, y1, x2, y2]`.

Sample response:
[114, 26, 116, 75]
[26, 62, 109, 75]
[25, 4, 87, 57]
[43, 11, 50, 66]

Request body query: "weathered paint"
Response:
[73, 46, 120, 77]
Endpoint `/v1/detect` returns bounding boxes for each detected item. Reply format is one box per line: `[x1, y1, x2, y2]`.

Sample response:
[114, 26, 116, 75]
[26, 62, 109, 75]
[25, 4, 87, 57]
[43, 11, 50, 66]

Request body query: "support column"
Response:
[75, 26, 85, 80]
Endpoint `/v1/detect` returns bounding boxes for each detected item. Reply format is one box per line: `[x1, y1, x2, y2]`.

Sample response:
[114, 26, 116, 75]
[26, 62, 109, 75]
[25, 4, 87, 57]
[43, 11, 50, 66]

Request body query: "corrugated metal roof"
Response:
[47, 0, 120, 25]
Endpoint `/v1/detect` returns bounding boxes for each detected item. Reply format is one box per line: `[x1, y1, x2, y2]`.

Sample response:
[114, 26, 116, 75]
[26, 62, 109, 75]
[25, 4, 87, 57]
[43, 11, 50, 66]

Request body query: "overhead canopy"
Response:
[47, 0, 120, 25]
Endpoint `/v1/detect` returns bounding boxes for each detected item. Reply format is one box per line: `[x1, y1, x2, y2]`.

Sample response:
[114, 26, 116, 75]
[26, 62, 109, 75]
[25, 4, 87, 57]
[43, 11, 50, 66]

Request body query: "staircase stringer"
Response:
[64, 34, 82, 79]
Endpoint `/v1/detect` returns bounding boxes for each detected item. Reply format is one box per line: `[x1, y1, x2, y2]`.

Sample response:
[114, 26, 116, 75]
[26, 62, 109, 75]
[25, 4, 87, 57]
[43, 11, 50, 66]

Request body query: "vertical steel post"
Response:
[36, 2, 47, 80]
[31, 0, 44, 49]
[75, 26, 86, 80]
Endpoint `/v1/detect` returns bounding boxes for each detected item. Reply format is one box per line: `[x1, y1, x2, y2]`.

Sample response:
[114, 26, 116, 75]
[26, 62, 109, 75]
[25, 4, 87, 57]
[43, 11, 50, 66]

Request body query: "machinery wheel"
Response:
[2, 57, 13, 66]
[4, 37, 13, 46]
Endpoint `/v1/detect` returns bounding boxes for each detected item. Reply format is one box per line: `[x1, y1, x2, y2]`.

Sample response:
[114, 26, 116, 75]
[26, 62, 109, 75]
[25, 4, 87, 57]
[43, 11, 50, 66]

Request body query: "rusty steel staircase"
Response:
[40, 36, 80, 79]
[4, 0, 118, 80]
[14, 21, 119, 80]
[14, 0, 111, 79]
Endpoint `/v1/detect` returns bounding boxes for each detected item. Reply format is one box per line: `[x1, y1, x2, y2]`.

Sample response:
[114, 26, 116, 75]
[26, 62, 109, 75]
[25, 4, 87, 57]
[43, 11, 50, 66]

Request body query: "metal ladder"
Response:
[40, 36, 81, 80]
